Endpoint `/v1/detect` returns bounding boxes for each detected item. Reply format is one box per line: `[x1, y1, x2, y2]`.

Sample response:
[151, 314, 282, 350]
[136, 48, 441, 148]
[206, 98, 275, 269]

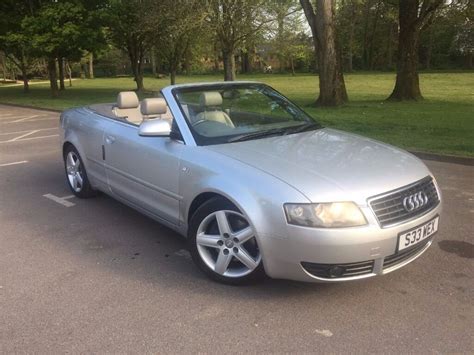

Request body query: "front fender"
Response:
[179, 147, 309, 239]
[61, 109, 88, 167]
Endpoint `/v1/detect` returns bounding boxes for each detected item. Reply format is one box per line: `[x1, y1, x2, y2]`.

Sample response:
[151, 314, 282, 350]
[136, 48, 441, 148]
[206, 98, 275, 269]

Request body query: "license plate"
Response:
[398, 216, 439, 252]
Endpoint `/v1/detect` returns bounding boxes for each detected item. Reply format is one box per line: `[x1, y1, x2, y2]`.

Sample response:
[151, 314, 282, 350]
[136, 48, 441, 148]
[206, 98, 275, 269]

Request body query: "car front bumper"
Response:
[258, 204, 442, 283]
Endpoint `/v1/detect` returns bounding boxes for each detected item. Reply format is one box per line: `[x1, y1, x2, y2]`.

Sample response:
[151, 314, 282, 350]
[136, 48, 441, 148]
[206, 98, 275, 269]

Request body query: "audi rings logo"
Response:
[403, 191, 429, 212]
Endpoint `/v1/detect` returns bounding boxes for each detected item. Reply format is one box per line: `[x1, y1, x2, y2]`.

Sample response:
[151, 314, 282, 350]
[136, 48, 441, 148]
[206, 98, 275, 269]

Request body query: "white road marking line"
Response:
[314, 329, 333, 337]
[0, 128, 56, 136]
[9, 115, 40, 123]
[43, 194, 76, 207]
[10, 130, 39, 141]
[0, 160, 29, 167]
[0, 134, 59, 144]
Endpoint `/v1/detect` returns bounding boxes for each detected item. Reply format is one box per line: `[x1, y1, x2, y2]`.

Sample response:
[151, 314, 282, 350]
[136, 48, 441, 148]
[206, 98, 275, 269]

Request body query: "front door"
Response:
[103, 120, 183, 225]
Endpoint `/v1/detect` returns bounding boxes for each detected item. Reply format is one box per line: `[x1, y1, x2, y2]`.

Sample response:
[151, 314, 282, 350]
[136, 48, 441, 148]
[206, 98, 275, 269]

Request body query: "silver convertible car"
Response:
[60, 82, 442, 284]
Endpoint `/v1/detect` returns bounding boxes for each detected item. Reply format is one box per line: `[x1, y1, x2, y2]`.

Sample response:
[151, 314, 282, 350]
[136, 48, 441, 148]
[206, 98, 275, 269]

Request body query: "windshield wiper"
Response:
[286, 122, 322, 134]
[228, 128, 288, 143]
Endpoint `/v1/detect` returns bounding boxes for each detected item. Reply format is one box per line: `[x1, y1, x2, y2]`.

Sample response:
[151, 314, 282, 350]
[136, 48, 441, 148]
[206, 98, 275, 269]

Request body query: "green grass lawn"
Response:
[0, 72, 473, 156]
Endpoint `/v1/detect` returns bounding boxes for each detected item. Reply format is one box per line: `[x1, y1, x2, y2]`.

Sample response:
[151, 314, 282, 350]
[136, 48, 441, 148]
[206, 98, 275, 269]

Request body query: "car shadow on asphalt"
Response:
[68, 193, 383, 300]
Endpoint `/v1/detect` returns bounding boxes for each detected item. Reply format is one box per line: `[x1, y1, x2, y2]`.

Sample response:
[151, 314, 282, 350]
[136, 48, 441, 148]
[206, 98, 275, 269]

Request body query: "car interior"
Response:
[88, 91, 173, 125]
[87, 89, 299, 139]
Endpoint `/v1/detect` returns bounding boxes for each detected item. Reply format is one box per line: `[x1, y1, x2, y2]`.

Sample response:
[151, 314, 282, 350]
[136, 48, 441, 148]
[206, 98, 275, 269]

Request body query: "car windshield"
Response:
[173, 83, 322, 145]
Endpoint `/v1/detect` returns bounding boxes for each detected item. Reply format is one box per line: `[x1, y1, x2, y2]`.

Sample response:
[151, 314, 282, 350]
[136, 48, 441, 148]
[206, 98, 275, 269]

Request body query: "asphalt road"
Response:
[0, 104, 472, 353]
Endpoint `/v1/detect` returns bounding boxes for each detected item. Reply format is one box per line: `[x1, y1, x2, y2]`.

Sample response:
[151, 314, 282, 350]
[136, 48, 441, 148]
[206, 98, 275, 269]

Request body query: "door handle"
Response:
[105, 135, 116, 144]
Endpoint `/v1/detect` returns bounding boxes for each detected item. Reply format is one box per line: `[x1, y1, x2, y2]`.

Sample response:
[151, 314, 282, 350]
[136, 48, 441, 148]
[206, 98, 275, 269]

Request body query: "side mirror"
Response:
[138, 119, 171, 137]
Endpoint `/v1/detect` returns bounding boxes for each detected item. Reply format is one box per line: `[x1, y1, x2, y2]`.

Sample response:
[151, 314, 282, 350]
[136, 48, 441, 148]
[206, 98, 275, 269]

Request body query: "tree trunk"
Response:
[277, 13, 285, 73]
[128, 47, 145, 91]
[466, 51, 473, 69]
[20, 62, 29, 92]
[425, 27, 433, 70]
[58, 58, 65, 90]
[290, 57, 295, 76]
[222, 49, 236, 81]
[213, 42, 220, 72]
[301, 0, 348, 106]
[66, 61, 73, 87]
[368, 1, 381, 70]
[22, 75, 29, 92]
[388, 2, 422, 101]
[0, 53, 6, 82]
[346, 1, 355, 72]
[386, 22, 394, 70]
[170, 69, 176, 85]
[240, 50, 248, 74]
[47, 57, 59, 97]
[88, 52, 94, 79]
[134, 66, 144, 91]
[362, 0, 372, 69]
[151, 47, 157, 76]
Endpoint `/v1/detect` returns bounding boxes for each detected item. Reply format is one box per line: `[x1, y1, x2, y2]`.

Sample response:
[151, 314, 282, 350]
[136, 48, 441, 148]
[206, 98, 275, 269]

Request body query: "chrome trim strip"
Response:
[300, 266, 377, 282]
[382, 239, 433, 274]
[367, 175, 432, 202]
[367, 176, 440, 228]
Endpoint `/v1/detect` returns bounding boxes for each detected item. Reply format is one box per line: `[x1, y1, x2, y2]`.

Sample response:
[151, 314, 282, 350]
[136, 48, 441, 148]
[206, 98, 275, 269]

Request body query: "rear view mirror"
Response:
[138, 119, 171, 137]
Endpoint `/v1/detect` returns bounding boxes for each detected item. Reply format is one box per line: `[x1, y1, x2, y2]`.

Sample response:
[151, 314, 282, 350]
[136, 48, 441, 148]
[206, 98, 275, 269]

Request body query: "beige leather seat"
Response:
[140, 98, 173, 121]
[113, 91, 143, 124]
[195, 92, 234, 127]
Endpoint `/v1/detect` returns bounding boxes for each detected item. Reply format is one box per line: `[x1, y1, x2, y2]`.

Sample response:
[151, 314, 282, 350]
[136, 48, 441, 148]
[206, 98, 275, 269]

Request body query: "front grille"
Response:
[383, 238, 431, 269]
[369, 176, 440, 228]
[301, 260, 374, 279]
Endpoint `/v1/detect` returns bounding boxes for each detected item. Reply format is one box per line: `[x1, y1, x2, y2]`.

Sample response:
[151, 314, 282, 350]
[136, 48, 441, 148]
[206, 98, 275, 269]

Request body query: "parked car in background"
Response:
[60, 82, 442, 284]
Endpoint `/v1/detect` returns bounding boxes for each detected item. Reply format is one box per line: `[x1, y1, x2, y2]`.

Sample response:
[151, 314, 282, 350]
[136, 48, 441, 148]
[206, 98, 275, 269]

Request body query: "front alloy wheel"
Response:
[189, 197, 264, 284]
[66, 151, 84, 193]
[63, 145, 96, 198]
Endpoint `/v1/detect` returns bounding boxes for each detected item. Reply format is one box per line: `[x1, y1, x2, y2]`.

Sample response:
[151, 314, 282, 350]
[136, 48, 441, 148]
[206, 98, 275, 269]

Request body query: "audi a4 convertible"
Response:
[60, 82, 442, 284]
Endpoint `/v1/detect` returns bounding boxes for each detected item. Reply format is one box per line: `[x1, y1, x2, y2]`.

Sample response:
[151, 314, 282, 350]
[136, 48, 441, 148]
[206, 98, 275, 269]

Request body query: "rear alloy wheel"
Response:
[64, 145, 96, 198]
[189, 197, 264, 284]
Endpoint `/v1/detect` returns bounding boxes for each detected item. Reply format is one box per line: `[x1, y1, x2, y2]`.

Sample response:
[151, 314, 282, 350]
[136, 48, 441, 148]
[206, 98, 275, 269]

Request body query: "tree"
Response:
[388, 0, 444, 101]
[449, 0, 473, 69]
[300, 0, 348, 106]
[22, 1, 106, 96]
[267, 0, 303, 73]
[207, 0, 268, 81]
[148, 0, 206, 85]
[0, 0, 41, 92]
[336, 0, 360, 72]
[107, 0, 153, 91]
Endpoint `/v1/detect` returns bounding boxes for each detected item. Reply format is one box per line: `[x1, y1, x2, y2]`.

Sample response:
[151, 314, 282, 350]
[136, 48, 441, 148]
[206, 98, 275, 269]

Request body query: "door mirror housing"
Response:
[138, 119, 171, 137]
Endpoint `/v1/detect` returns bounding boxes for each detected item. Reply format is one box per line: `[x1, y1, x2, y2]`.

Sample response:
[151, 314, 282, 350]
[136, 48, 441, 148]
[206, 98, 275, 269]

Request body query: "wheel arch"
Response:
[61, 129, 87, 168]
[187, 192, 240, 224]
[62, 141, 75, 158]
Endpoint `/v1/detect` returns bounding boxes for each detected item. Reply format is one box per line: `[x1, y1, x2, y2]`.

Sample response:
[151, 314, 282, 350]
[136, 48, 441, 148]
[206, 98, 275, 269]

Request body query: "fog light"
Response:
[328, 266, 345, 278]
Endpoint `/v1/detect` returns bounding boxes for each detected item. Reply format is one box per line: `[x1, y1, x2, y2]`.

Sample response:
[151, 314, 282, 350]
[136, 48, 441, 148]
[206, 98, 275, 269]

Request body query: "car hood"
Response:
[205, 128, 431, 205]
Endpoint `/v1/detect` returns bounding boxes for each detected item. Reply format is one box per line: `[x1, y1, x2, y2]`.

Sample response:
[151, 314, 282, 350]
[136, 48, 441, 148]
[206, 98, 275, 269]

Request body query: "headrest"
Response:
[200, 91, 223, 107]
[140, 98, 167, 116]
[117, 91, 139, 109]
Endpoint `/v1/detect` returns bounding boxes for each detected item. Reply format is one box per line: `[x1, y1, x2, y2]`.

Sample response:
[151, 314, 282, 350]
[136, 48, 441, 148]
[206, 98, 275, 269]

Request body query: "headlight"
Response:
[284, 202, 367, 228]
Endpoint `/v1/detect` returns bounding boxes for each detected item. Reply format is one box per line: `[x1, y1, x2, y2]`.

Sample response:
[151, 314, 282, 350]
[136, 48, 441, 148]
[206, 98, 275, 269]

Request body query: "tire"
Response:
[63, 145, 97, 198]
[188, 197, 265, 285]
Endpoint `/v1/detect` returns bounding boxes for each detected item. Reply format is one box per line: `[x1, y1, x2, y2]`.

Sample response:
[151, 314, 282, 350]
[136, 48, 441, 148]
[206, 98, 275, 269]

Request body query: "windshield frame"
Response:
[171, 82, 322, 146]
